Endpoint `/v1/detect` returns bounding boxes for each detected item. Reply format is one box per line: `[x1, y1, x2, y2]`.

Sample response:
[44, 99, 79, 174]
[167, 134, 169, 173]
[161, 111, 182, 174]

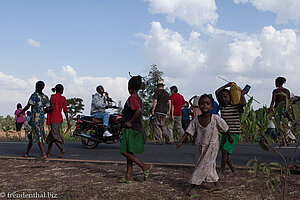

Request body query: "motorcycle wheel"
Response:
[81, 130, 99, 149]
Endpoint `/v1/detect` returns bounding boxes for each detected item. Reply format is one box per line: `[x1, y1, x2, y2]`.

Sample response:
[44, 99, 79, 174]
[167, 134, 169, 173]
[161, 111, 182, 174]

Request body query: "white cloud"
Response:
[0, 67, 129, 116]
[138, 22, 300, 108]
[227, 39, 262, 73]
[144, 0, 218, 26]
[138, 21, 206, 77]
[27, 38, 41, 48]
[233, 0, 300, 24]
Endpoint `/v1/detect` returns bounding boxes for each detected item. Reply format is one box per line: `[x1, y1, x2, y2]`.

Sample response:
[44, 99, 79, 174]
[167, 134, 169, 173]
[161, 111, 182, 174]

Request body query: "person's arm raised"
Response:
[215, 82, 233, 103]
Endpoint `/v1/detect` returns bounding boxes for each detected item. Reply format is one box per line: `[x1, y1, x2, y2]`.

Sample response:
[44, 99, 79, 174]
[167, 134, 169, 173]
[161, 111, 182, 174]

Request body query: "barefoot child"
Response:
[120, 75, 152, 183]
[17, 81, 50, 159]
[177, 94, 233, 191]
[215, 82, 246, 176]
[46, 84, 70, 158]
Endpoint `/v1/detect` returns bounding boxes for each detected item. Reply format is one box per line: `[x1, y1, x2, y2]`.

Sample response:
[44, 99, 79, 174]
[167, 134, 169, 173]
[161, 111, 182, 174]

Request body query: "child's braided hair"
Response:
[198, 93, 214, 105]
[128, 75, 142, 91]
[52, 84, 64, 94]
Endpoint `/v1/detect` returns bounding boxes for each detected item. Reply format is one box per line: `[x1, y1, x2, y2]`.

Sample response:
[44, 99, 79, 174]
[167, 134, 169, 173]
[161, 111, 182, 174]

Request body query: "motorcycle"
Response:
[73, 104, 123, 149]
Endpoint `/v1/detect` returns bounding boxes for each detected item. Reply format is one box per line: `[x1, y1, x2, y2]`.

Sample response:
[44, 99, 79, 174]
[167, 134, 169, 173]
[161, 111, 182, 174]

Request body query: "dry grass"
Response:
[0, 159, 300, 199]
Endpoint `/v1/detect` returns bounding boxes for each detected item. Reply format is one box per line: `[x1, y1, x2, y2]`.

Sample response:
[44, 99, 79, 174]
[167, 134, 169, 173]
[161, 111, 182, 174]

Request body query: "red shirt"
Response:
[129, 94, 141, 110]
[170, 93, 185, 116]
[47, 93, 68, 124]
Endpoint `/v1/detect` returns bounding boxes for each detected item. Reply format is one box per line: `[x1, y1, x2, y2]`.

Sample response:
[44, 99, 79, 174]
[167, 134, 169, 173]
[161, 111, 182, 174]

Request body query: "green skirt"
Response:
[120, 128, 144, 154]
[219, 133, 239, 154]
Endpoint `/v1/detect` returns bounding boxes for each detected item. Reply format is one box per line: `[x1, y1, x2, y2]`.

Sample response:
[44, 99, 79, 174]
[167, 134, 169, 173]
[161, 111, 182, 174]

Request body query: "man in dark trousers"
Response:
[152, 81, 172, 144]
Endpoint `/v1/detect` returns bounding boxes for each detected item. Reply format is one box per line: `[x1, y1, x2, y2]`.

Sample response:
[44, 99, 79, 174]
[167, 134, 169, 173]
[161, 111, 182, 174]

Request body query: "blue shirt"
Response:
[181, 108, 191, 121]
[211, 101, 219, 114]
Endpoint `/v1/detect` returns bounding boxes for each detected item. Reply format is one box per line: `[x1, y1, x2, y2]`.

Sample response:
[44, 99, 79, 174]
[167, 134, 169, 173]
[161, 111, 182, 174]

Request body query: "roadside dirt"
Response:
[0, 159, 299, 200]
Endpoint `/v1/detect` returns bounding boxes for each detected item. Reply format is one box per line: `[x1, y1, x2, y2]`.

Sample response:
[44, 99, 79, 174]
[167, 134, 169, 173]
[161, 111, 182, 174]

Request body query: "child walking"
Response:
[24, 111, 32, 141]
[17, 81, 50, 159]
[177, 94, 233, 192]
[181, 101, 191, 131]
[46, 84, 70, 158]
[120, 75, 152, 183]
[215, 82, 246, 176]
[14, 103, 25, 140]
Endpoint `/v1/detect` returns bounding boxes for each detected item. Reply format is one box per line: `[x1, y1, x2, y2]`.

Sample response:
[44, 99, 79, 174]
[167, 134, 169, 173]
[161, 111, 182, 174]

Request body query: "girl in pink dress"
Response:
[14, 103, 25, 140]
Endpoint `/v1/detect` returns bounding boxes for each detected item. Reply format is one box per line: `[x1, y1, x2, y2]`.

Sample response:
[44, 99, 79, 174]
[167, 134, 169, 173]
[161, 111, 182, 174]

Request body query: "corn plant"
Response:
[244, 94, 300, 200]
[240, 97, 268, 143]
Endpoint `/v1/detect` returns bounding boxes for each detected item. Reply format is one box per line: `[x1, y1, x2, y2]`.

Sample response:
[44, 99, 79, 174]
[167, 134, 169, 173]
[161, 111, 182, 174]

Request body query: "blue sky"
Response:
[1, 0, 300, 116]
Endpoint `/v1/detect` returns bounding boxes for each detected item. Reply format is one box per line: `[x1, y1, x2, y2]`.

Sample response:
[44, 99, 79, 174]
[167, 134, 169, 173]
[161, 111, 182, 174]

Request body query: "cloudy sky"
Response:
[1, 0, 300, 116]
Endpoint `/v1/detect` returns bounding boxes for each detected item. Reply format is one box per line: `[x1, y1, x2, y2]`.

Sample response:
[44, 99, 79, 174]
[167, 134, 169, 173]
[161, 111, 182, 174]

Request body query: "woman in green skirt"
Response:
[120, 75, 152, 183]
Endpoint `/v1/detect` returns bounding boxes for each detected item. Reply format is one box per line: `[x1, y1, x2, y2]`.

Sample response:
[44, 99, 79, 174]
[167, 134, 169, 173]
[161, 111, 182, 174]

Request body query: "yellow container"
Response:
[230, 83, 242, 105]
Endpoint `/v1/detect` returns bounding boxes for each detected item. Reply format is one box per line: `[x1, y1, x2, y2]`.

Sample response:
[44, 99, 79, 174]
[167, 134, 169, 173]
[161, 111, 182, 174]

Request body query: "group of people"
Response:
[15, 81, 70, 159]
[12, 75, 300, 192]
[151, 81, 219, 145]
[150, 76, 300, 192]
[150, 80, 247, 191]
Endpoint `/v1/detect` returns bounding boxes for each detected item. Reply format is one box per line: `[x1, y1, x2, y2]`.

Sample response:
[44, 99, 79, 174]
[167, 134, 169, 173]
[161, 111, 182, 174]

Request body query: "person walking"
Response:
[268, 77, 290, 146]
[17, 81, 50, 159]
[152, 81, 172, 144]
[167, 86, 186, 141]
[177, 94, 233, 194]
[46, 84, 70, 158]
[14, 103, 25, 140]
[120, 75, 152, 183]
[215, 82, 246, 177]
[181, 101, 191, 131]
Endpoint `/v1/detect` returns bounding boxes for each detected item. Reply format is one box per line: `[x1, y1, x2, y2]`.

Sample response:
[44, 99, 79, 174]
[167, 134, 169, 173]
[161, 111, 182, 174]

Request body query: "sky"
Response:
[1, 0, 300, 116]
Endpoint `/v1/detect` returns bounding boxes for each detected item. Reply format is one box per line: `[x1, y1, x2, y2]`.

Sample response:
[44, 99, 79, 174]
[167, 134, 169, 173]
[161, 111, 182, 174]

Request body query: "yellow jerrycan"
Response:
[230, 83, 242, 105]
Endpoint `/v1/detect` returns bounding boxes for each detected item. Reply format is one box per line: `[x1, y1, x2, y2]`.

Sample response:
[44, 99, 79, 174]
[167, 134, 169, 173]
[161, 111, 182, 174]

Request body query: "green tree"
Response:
[0, 115, 14, 138]
[64, 98, 85, 135]
[137, 64, 166, 141]
[66, 98, 85, 119]
[139, 64, 164, 118]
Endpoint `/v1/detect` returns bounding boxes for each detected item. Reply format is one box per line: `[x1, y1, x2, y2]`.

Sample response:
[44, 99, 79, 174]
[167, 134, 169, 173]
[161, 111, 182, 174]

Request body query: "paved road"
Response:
[0, 141, 299, 167]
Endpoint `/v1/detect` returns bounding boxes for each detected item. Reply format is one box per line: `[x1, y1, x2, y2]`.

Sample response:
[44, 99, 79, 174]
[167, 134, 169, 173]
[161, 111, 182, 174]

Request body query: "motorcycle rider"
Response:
[90, 85, 112, 137]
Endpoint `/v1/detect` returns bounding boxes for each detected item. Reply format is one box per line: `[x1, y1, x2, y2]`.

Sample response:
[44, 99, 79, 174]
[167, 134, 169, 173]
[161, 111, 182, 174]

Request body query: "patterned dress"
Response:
[28, 92, 50, 143]
[186, 114, 229, 185]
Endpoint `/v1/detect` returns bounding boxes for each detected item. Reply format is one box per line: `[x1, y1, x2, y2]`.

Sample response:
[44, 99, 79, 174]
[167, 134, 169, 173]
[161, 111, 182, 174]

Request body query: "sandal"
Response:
[143, 164, 153, 180]
[119, 176, 134, 184]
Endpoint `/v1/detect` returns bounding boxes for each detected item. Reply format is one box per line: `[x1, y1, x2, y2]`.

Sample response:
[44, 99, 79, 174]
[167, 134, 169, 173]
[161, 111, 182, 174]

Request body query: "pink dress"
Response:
[185, 114, 229, 185]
